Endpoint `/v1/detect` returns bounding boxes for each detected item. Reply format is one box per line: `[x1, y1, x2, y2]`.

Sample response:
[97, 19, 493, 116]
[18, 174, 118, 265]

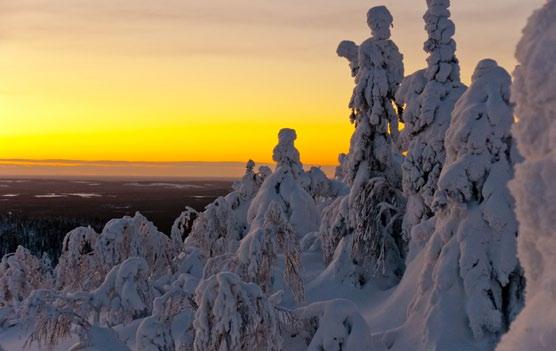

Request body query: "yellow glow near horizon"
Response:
[0, 0, 544, 172]
[0, 42, 356, 165]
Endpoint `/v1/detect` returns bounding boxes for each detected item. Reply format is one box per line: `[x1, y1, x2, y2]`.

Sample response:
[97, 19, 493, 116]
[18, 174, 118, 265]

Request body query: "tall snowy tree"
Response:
[388, 59, 523, 350]
[497, 1, 556, 350]
[320, 6, 406, 288]
[398, 0, 466, 252]
[347, 5, 403, 188]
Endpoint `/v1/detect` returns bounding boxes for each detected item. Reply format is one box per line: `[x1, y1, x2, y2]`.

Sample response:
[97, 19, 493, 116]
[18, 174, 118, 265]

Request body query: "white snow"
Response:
[497, 1, 556, 350]
[0, 2, 551, 351]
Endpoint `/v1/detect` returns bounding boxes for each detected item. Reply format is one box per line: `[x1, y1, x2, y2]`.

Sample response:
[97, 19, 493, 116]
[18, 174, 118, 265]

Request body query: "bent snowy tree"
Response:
[321, 6, 406, 288]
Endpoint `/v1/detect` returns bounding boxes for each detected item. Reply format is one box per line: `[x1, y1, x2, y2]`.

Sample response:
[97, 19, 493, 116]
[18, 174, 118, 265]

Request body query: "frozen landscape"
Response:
[0, 178, 232, 262]
[1, 0, 555, 350]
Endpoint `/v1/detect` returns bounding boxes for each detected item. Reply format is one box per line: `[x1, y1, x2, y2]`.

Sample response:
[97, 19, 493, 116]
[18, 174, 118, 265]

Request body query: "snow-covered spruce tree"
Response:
[204, 201, 304, 303]
[185, 197, 235, 258]
[185, 160, 267, 258]
[224, 160, 267, 240]
[0, 246, 52, 308]
[238, 201, 304, 302]
[248, 129, 319, 237]
[391, 60, 523, 350]
[398, 0, 466, 250]
[193, 272, 280, 351]
[268, 203, 304, 303]
[497, 1, 556, 350]
[271, 128, 307, 183]
[321, 6, 406, 287]
[347, 6, 403, 188]
[55, 226, 100, 291]
[85, 257, 153, 326]
[350, 176, 406, 287]
[95, 212, 174, 278]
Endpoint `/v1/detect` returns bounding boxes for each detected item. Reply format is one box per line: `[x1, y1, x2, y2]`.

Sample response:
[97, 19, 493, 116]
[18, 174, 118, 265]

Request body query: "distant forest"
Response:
[0, 213, 106, 263]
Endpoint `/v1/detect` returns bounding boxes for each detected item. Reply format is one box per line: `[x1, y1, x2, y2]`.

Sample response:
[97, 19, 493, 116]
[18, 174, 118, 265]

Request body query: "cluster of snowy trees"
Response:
[0, 1, 554, 350]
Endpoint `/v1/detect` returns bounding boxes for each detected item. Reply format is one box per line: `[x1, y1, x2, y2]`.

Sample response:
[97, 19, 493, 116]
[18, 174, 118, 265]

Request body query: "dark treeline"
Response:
[0, 213, 106, 264]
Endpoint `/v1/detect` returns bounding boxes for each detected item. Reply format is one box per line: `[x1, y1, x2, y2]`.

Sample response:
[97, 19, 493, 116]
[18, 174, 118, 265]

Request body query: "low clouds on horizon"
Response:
[0, 158, 336, 179]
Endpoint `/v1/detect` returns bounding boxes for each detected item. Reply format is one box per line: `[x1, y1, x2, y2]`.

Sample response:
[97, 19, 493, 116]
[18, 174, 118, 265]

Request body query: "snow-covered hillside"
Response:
[1, 1, 554, 350]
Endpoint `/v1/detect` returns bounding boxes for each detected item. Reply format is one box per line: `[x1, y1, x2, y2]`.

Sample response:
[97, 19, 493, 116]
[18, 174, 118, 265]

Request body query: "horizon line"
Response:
[0, 158, 337, 167]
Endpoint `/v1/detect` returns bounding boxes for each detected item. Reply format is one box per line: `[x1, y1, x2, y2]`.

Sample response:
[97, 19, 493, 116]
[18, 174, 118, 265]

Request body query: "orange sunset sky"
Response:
[0, 0, 545, 177]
